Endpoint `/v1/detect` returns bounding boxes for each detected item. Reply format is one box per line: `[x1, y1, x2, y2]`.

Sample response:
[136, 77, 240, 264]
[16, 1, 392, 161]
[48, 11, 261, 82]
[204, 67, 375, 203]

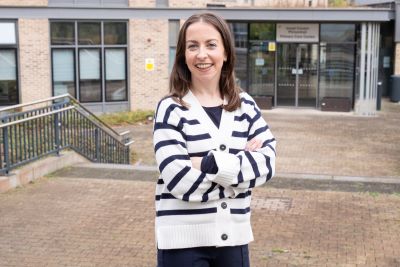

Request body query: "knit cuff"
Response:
[201, 155, 218, 174]
[208, 150, 240, 188]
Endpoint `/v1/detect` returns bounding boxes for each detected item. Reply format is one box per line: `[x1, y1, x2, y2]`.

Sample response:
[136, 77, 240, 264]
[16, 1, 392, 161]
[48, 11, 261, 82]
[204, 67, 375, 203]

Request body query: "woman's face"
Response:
[185, 21, 227, 87]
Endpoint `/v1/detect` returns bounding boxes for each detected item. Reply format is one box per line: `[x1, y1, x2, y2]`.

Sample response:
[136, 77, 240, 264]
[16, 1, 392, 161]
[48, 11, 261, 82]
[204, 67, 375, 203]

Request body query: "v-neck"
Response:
[183, 90, 235, 149]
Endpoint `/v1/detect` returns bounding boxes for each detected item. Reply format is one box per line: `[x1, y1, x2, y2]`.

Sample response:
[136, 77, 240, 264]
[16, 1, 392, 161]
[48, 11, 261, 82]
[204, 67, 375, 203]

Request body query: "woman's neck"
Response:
[191, 81, 223, 107]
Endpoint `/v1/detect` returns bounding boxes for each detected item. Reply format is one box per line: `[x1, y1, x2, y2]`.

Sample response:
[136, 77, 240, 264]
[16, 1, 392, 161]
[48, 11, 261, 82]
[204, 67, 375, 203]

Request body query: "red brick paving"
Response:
[1, 177, 399, 267]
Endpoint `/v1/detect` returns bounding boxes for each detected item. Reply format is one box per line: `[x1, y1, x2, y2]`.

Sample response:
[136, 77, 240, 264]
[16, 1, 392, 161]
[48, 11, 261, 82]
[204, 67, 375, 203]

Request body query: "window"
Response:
[52, 49, 75, 97]
[319, 24, 356, 102]
[248, 23, 275, 97]
[168, 20, 180, 73]
[156, 0, 169, 7]
[321, 24, 355, 43]
[229, 22, 248, 90]
[105, 48, 127, 101]
[51, 22, 75, 45]
[0, 22, 18, 106]
[50, 21, 128, 103]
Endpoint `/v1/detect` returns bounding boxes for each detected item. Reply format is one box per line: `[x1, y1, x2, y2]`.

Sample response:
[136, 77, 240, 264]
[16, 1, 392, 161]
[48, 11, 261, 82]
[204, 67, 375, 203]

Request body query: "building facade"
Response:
[0, 0, 398, 115]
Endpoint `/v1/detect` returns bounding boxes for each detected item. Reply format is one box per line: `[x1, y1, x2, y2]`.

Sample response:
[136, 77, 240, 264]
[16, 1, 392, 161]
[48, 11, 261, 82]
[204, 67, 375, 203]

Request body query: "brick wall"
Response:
[169, 0, 327, 7]
[129, 0, 155, 7]
[129, 19, 169, 111]
[395, 43, 400, 75]
[18, 19, 52, 104]
[0, 0, 47, 6]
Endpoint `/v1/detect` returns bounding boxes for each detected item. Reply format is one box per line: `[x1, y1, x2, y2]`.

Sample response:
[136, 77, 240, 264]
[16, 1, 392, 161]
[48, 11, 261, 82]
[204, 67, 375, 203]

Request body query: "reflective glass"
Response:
[168, 20, 180, 47]
[169, 47, 176, 74]
[105, 49, 126, 101]
[229, 22, 248, 89]
[0, 49, 18, 105]
[321, 24, 355, 43]
[249, 23, 275, 41]
[319, 44, 355, 101]
[0, 22, 16, 44]
[79, 49, 101, 102]
[78, 22, 101, 45]
[52, 49, 75, 97]
[51, 22, 75, 45]
[104, 22, 127, 45]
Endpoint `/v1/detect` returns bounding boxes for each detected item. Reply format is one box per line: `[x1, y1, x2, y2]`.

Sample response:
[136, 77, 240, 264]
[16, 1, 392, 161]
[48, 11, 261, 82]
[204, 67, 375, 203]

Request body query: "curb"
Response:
[76, 163, 400, 185]
[0, 151, 89, 193]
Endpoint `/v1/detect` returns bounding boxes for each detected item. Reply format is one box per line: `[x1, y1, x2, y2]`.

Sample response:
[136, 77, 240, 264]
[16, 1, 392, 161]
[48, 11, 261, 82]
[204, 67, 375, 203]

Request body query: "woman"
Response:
[153, 12, 276, 267]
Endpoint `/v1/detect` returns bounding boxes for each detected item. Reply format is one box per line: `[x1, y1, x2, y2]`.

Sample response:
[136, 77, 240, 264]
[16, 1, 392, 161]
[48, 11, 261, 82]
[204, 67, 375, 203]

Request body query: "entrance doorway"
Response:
[277, 43, 318, 107]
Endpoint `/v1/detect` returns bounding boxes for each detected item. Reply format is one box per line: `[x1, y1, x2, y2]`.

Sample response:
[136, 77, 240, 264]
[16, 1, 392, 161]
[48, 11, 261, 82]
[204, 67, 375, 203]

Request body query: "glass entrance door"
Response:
[277, 43, 318, 107]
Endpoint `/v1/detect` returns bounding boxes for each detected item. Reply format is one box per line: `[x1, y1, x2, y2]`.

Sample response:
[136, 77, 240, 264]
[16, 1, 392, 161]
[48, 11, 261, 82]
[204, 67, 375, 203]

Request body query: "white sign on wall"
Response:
[276, 23, 319, 43]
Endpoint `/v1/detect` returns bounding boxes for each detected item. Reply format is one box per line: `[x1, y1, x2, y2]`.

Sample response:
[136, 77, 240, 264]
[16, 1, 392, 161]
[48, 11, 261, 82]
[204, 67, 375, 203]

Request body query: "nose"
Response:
[196, 46, 207, 59]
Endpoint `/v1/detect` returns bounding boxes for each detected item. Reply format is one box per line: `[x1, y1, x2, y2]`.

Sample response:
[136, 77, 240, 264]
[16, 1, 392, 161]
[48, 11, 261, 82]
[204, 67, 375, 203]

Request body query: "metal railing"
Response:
[0, 94, 133, 174]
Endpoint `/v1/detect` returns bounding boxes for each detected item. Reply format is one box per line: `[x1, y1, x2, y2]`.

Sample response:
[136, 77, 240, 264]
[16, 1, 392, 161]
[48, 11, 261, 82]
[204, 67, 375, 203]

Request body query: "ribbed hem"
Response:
[209, 151, 240, 188]
[156, 222, 253, 249]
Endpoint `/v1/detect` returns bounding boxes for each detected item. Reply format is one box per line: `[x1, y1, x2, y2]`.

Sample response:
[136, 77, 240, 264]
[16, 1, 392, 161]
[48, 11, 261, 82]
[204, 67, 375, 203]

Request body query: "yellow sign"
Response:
[268, 42, 276, 52]
[145, 58, 154, 71]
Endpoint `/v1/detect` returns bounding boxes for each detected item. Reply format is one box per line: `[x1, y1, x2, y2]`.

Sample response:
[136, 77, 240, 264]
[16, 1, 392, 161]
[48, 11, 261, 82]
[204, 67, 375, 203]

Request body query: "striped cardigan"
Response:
[153, 90, 276, 249]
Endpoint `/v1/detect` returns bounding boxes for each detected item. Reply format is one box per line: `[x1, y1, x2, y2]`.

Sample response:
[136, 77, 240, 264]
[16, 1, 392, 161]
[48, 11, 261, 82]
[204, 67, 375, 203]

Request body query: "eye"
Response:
[187, 44, 198, 50]
[208, 43, 217, 48]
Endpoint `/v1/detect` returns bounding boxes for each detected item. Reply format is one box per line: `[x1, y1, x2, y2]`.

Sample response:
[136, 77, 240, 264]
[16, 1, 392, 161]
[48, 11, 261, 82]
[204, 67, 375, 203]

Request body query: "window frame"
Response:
[0, 20, 19, 106]
[50, 20, 128, 103]
[51, 48, 77, 98]
[104, 47, 128, 102]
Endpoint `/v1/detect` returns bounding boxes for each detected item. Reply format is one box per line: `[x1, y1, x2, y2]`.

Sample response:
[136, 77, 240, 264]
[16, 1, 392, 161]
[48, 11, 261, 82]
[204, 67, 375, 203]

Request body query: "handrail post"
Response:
[95, 128, 100, 162]
[54, 108, 61, 156]
[2, 120, 10, 174]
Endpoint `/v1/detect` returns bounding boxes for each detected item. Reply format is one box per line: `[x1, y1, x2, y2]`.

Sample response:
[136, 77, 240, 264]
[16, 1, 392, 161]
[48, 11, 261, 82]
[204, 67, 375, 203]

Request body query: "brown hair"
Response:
[169, 12, 241, 112]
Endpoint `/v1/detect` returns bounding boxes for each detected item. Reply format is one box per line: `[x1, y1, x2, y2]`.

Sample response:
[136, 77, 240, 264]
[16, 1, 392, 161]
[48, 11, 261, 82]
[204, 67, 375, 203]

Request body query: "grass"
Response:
[368, 191, 380, 197]
[271, 248, 289, 253]
[98, 110, 154, 126]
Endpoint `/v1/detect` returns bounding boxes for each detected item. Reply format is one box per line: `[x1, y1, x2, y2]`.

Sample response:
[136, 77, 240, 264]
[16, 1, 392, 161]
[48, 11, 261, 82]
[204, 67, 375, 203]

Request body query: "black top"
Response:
[202, 105, 223, 128]
[200, 105, 223, 174]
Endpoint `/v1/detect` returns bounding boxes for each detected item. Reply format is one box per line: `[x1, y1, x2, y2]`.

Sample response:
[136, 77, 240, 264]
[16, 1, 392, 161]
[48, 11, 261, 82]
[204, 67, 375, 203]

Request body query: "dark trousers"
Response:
[157, 245, 250, 267]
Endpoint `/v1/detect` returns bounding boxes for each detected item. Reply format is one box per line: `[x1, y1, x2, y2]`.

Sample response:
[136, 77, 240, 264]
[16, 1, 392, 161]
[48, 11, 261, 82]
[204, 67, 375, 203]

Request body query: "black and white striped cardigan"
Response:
[153, 90, 276, 249]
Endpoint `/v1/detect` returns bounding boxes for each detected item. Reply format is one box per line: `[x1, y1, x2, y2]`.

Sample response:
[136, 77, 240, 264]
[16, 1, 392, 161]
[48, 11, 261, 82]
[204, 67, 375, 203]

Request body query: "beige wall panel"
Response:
[129, 19, 169, 111]
[395, 43, 400, 75]
[129, 0, 155, 7]
[0, 0, 47, 6]
[19, 19, 52, 104]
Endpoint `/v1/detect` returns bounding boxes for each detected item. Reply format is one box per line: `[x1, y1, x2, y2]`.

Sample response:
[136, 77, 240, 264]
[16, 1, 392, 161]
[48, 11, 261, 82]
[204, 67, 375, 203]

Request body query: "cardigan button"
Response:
[219, 144, 226, 151]
[221, 202, 227, 209]
[221, 234, 228, 241]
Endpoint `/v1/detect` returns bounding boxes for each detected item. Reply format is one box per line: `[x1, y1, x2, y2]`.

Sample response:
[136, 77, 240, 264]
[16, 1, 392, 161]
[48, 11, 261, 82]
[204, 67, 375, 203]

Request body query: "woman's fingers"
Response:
[190, 157, 202, 170]
[245, 138, 262, 151]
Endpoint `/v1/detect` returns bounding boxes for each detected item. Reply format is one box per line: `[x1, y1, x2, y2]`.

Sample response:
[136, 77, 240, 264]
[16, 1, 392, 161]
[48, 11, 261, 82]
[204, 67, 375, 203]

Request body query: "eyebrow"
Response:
[186, 39, 219, 43]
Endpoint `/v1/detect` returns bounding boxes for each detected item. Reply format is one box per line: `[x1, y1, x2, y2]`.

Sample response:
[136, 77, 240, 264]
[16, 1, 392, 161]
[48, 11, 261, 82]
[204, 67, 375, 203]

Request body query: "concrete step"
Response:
[54, 163, 400, 194]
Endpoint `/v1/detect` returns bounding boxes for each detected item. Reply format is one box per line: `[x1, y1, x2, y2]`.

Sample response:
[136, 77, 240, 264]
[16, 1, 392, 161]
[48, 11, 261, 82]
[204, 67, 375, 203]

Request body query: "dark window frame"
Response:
[78, 47, 103, 103]
[51, 48, 77, 98]
[0, 20, 19, 106]
[104, 47, 128, 102]
[50, 20, 128, 103]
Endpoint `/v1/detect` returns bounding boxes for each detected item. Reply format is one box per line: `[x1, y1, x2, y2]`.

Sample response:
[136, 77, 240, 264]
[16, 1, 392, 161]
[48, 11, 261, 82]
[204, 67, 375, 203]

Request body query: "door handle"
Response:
[291, 69, 304, 75]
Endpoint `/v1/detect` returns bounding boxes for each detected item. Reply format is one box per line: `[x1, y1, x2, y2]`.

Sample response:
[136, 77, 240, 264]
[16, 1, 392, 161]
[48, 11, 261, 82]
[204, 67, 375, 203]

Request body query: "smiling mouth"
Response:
[195, 63, 213, 69]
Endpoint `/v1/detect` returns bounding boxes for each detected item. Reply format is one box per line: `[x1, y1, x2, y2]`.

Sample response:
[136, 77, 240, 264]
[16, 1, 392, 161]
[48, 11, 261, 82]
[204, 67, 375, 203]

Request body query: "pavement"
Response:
[0, 98, 400, 267]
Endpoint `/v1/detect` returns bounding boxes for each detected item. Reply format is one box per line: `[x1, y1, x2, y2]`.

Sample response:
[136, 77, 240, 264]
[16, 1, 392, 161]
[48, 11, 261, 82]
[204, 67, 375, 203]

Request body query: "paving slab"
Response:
[118, 98, 400, 179]
[1, 173, 400, 267]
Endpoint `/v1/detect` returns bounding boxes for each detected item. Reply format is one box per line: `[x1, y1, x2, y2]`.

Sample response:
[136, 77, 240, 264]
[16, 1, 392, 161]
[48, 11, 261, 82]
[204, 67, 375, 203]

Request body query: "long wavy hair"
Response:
[169, 12, 241, 111]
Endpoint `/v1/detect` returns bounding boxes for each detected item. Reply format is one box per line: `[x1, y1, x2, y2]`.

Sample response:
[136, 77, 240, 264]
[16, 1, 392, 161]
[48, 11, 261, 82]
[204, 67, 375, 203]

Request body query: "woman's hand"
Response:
[245, 138, 262, 151]
[190, 138, 261, 170]
[190, 157, 202, 170]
